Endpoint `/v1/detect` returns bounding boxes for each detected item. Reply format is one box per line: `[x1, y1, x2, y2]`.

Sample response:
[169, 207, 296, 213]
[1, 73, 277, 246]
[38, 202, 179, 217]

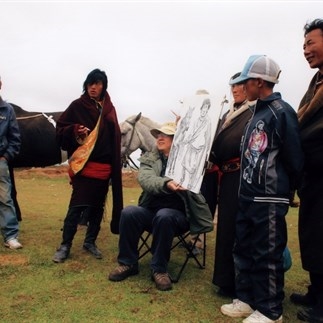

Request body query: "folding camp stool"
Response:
[138, 231, 206, 283]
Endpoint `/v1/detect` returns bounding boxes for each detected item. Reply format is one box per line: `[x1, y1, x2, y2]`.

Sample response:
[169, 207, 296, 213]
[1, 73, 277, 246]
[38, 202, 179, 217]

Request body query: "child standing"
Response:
[220, 55, 303, 323]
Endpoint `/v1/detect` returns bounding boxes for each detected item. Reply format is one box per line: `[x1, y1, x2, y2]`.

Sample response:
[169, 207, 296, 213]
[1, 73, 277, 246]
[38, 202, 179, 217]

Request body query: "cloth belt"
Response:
[69, 161, 112, 180]
[205, 162, 219, 174]
[220, 157, 240, 173]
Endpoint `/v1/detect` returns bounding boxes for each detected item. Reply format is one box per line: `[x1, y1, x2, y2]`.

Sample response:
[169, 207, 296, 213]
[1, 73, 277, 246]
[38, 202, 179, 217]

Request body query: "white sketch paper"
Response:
[166, 95, 222, 193]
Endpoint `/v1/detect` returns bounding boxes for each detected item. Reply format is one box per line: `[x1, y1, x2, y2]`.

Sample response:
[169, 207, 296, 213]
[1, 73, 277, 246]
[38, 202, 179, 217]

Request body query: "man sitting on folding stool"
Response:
[108, 122, 213, 291]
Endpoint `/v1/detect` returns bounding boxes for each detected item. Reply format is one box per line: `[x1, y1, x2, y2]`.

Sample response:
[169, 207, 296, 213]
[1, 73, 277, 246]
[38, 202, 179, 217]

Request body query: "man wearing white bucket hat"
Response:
[108, 122, 213, 291]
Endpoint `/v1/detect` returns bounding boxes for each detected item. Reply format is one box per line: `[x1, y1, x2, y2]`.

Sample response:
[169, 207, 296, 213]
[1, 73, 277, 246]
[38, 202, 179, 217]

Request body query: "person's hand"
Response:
[77, 125, 90, 137]
[76, 125, 90, 144]
[76, 125, 90, 141]
[166, 180, 186, 191]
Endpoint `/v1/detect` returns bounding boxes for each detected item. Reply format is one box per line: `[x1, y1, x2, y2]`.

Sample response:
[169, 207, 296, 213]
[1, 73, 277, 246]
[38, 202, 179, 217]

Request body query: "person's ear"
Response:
[257, 78, 264, 88]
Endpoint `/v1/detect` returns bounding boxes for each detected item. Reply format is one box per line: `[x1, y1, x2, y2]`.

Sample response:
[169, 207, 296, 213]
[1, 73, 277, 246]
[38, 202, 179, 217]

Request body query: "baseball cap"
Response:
[229, 55, 281, 85]
[150, 122, 176, 138]
[229, 72, 241, 85]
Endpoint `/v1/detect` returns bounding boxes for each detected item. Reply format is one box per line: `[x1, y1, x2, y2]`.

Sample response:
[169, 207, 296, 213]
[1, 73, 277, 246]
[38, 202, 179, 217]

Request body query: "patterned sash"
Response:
[68, 114, 101, 175]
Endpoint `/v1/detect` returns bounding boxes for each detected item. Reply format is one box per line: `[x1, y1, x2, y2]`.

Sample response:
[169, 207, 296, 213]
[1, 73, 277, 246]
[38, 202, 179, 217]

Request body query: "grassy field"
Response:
[0, 167, 308, 322]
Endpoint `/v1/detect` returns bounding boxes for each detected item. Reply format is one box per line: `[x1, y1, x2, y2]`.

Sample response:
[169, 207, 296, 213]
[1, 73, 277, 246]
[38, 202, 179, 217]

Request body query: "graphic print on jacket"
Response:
[243, 120, 268, 184]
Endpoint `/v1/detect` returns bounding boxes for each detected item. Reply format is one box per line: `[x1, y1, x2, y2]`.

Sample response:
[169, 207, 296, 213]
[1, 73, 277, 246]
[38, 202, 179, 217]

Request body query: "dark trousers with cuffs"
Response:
[117, 205, 189, 273]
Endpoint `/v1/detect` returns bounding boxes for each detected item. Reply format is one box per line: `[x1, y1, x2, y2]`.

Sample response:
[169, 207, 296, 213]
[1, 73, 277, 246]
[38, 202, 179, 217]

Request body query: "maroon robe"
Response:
[56, 92, 123, 234]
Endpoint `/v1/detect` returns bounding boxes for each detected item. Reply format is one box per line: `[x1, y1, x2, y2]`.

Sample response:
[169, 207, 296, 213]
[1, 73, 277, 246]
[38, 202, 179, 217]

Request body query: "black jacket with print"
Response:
[239, 92, 303, 203]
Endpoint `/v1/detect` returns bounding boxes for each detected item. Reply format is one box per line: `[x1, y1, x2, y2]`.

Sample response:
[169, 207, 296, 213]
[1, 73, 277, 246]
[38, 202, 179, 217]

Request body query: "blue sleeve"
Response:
[4, 104, 21, 161]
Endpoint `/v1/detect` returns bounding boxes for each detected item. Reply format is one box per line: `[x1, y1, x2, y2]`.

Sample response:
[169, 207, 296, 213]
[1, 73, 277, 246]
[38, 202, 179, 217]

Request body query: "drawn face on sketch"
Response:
[200, 99, 211, 118]
[256, 120, 264, 131]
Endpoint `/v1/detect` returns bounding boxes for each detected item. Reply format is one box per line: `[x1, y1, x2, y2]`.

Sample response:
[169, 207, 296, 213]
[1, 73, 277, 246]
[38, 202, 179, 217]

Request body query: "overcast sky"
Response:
[1, 1, 322, 124]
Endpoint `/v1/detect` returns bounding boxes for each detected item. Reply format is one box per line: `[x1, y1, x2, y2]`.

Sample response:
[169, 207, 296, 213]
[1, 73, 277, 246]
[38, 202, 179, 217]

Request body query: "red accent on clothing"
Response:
[68, 161, 112, 180]
[205, 164, 219, 174]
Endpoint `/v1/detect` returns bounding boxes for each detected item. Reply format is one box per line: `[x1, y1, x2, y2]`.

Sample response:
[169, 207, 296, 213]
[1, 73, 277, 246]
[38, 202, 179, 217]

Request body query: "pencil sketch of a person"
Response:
[180, 98, 212, 190]
[167, 106, 194, 175]
[243, 120, 268, 184]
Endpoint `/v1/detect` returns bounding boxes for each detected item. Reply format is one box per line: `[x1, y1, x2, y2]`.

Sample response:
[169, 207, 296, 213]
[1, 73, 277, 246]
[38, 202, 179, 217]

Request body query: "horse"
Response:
[10, 103, 64, 220]
[12, 104, 65, 168]
[119, 112, 160, 168]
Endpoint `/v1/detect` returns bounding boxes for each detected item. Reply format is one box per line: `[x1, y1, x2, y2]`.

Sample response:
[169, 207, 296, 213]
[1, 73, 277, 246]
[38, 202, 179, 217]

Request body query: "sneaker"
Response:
[243, 310, 283, 323]
[52, 244, 70, 263]
[152, 272, 172, 291]
[108, 264, 139, 282]
[221, 299, 253, 318]
[83, 243, 102, 259]
[4, 238, 23, 250]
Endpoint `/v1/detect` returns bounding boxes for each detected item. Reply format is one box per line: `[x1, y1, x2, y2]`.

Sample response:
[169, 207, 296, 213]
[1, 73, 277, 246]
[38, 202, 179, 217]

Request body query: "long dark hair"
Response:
[83, 69, 108, 100]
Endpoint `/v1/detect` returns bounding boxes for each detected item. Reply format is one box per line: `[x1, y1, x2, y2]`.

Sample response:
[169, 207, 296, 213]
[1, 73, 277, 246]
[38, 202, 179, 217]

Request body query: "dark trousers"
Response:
[117, 205, 190, 273]
[233, 201, 288, 320]
[61, 205, 104, 246]
[308, 272, 323, 301]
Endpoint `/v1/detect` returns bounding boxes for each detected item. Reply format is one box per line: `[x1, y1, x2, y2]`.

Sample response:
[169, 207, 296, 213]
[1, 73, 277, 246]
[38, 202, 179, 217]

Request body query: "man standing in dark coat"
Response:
[52, 69, 123, 263]
[211, 72, 254, 298]
[290, 18, 323, 323]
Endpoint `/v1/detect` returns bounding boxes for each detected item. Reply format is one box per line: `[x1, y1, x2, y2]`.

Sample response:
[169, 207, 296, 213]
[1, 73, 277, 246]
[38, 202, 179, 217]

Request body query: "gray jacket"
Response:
[137, 149, 214, 234]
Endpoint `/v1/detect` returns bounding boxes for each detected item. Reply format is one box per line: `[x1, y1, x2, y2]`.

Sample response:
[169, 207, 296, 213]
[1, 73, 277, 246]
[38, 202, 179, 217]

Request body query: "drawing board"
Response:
[166, 94, 224, 193]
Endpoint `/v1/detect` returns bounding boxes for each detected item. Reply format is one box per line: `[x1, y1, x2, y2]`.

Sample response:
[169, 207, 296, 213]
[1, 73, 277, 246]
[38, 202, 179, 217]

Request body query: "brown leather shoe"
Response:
[108, 264, 139, 281]
[152, 272, 172, 291]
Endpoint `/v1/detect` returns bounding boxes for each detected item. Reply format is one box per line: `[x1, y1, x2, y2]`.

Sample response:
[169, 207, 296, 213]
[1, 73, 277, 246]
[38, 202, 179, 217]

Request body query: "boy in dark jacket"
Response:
[221, 55, 303, 323]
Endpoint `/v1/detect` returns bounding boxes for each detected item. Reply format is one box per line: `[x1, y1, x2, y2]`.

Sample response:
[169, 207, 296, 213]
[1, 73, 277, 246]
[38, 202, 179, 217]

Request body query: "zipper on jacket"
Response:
[258, 159, 264, 184]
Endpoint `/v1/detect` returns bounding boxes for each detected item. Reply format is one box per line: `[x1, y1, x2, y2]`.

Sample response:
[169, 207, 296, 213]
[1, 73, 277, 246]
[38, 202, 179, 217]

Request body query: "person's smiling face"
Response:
[303, 28, 323, 72]
[156, 133, 173, 156]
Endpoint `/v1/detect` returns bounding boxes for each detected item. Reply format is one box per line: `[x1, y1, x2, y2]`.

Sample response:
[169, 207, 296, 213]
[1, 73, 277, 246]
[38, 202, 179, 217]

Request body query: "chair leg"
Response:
[171, 232, 206, 283]
[138, 231, 207, 282]
[138, 232, 151, 260]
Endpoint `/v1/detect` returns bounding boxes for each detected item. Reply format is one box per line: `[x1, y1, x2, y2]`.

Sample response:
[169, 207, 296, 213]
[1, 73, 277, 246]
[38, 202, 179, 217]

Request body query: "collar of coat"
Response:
[298, 72, 323, 127]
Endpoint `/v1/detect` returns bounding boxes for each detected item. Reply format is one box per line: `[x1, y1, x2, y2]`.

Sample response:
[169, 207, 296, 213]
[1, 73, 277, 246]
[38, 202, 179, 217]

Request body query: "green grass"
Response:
[0, 169, 307, 322]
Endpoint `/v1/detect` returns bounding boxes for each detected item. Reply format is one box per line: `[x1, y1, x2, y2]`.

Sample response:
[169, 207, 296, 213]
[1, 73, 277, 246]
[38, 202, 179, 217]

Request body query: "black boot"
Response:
[83, 243, 102, 259]
[297, 307, 323, 322]
[297, 292, 323, 322]
[290, 292, 317, 307]
[53, 244, 70, 263]
[61, 207, 82, 244]
[83, 206, 103, 259]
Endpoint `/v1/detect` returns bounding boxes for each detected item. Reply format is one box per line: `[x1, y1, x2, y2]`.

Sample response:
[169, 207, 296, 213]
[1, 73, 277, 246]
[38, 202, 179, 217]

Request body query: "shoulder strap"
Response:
[68, 113, 102, 175]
